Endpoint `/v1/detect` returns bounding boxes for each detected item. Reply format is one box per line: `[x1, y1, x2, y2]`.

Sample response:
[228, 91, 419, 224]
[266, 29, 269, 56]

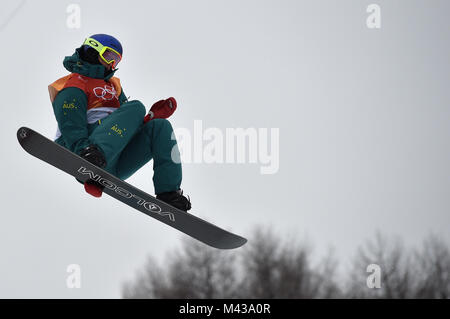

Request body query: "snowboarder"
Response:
[48, 34, 191, 212]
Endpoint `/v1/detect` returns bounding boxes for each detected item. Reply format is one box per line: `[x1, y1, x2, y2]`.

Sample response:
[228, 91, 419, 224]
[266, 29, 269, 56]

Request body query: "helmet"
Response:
[81, 34, 123, 68]
[87, 34, 123, 55]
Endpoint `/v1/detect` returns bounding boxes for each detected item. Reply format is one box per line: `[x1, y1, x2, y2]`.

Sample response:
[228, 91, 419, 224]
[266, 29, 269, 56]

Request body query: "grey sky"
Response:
[0, 0, 449, 298]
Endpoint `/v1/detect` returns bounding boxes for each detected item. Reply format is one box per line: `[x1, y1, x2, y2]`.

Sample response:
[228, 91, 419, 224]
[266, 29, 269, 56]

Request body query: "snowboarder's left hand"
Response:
[144, 97, 177, 123]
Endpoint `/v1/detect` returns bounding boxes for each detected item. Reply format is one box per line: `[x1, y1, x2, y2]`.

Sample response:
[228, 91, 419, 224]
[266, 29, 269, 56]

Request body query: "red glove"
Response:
[144, 97, 177, 123]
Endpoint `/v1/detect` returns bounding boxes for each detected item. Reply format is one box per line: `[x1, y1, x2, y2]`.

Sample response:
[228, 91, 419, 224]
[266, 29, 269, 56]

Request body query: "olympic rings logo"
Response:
[93, 85, 117, 101]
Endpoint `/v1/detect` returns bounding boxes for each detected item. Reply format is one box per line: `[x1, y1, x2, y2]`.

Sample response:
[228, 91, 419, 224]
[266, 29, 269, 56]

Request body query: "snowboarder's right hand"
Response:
[144, 97, 177, 123]
[79, 144, 107, 168]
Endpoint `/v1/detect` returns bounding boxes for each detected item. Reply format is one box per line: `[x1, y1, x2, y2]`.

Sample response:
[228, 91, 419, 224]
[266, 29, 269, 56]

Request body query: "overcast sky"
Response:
[1, 0, 449, 298]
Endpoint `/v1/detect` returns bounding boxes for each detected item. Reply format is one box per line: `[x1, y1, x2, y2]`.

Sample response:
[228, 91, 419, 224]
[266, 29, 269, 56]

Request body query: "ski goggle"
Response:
[83, 37, 122, 69]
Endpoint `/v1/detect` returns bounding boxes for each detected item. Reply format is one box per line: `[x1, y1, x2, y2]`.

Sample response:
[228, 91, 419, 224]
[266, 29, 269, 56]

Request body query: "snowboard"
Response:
[17, 127, 247, 249]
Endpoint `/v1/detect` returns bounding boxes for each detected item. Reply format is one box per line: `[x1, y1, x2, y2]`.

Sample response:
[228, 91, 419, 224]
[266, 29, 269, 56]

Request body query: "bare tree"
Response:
[237, 227, 341, 298]
[346, 232, 414, 298]
[122, 227, 340, 299]
[346, 232, 450, 299]
[122, 229, 450, 299]
[122, 256, 167, 299]
[123, 237, 238, 299]
[413, 234, 450, 299]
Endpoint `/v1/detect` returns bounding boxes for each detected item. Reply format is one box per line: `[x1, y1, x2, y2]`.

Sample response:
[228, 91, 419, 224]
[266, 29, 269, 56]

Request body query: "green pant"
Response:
[57, 100, 182, 194]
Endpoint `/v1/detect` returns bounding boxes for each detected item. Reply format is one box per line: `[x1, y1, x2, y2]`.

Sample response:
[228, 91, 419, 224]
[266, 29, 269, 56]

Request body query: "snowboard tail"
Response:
[17, 127, 247, 249]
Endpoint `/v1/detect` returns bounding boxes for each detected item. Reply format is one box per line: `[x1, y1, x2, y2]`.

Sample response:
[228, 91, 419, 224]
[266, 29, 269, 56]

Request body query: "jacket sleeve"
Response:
[52, 87, 90, 154]
[118, 88, 128, 105]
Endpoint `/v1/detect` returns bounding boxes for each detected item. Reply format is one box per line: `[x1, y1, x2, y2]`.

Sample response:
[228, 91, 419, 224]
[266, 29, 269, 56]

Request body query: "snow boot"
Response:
[156, 189, 192, 212]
